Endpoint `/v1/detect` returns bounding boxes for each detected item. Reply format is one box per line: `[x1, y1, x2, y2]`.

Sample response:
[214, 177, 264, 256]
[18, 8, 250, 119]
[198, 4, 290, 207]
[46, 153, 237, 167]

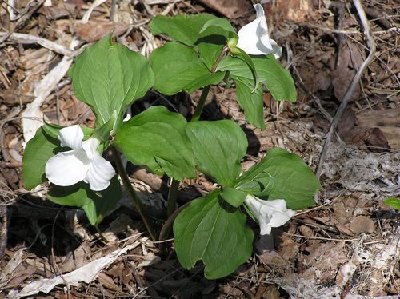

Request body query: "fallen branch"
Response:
[0, 32, 74, 56]
[316, 0, 376, 178]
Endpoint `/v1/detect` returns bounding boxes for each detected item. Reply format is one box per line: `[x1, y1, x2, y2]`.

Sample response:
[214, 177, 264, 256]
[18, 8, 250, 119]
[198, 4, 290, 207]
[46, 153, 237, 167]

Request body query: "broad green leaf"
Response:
[114, 106, 195, 180]
[234, 78, 265, 129]
[230, 47, 258, 90]
[217, 55, 296, 101]
[93, 110, 118, 143]
[68, 35, 154, 127]
[197, 28, 227, 71]
[48, 176, 122, 226]
[149, 42, 225, 95]
[174, 191, 253, 279]
[200, 18, 236, 36]
[22, 126, 60, 190]
[198, 19, 237, 69]
[42, 122, 63, 138]
[186, 120, 247, 187]
[150, 14, 216, 46]
[235, 148, 320, 210]
[384, 197, 400, 210]
[220, 187, 247, 208]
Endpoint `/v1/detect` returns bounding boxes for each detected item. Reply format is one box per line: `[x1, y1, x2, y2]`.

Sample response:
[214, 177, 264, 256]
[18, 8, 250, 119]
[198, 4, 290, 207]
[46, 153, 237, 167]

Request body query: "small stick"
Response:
[0, 32, 75, 56]
[316, 0, 376, 178]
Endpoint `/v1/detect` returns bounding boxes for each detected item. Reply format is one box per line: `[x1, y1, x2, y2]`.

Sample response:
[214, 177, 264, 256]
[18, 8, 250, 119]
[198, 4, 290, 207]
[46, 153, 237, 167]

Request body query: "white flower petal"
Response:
[84, 154, 115, 191]
[82, 138, 100, 160]
[58, 125, 84, 150]
[237, 4, 282, 58]
[45, 149, 90, 186]
[264, 199, 296, 229]
[245, 195, 295, 235]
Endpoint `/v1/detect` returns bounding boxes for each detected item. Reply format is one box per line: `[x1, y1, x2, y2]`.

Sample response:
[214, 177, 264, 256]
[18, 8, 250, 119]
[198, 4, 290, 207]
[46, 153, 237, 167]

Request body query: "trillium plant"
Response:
[22, 4, 320, 279]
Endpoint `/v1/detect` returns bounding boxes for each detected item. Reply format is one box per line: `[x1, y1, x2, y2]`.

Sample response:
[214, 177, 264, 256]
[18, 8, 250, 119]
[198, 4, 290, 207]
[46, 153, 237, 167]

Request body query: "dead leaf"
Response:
[267, 0, 320, 23]
[198, 0, 252, 19]
[258, 250, 290, 273]
[332, 43, 364, 101]
[75, 20, 130, 43]
[13, 241, 140, 298]
[349, 216, 375, 234]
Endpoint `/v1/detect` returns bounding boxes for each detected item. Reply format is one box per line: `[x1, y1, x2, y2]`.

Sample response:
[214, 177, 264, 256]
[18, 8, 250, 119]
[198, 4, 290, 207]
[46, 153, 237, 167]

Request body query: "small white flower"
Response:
[237, 4, 282, 58]
[45, 125, 115, 191]
[245, 195, 295, 235]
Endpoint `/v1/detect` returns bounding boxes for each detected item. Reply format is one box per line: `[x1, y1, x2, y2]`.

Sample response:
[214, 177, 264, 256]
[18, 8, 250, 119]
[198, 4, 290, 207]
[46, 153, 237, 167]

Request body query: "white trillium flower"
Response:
[245, 195, 295, 235]
[45, 125, 115, 191]
[237, 4, 282, 58]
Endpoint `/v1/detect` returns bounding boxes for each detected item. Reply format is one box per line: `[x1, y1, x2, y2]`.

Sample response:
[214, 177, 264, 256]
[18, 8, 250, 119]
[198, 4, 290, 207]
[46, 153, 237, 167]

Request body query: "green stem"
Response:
[111, 147, 157, 240]
[191, 46, 228, 122]
[161, 46, 230, 242]
[158, 201, 191, 253]
[211, 45, 229, 73]
[191, 85, 210, 122]
[166, 179, 179, 217]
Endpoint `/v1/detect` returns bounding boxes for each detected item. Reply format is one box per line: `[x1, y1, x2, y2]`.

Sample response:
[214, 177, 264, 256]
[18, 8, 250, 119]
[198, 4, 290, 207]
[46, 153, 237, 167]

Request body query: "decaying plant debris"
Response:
[0, 0, 399, 298]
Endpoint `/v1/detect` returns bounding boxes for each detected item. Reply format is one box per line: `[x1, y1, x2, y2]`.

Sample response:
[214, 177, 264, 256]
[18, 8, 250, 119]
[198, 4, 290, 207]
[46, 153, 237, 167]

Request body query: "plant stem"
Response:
[191, 85, 210, 122]
[161, 46, 230, 241]
[191, 46, 228, 122]
[211, 45, 229, 73]
[111, 146, 157, 240]
[158, 201, 191, 253]
[166, 179, 179, 217]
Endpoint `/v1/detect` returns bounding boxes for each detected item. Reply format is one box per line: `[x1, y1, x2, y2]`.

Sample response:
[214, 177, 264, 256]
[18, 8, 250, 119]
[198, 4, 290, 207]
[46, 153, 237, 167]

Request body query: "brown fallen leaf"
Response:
[332, 42, 364, 101]
[198, 0, 252, 19]
[266, 0, 320, 23]
[349, 216, 375, 234]
[75, 20, 130, 43]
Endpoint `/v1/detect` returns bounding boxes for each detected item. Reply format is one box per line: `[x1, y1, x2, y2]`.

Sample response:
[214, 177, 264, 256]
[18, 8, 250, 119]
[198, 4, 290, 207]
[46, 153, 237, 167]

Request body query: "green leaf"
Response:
[220, 187, 247, 208]
[234, 78, 265, 129]
[197, 29, 227, 71]
[42, 122, 62, 138]
[384, 197, 400, 210]
[150, 14, 216, 46]
[68, 35, 154, 127]
[93, 110, 118, 143]
[198, 19, 237, 70]
[174, 191, 253, 279]
[149, 42, 225, 95]
[48, 176, 122, 226]
[230, 48, 258, 90]
[22, 126, 60, 190]
[235, 148, 320, 210]
[186, 120, 247, 187]
[200, 18, 237, 37]
[114, 106, 195, 180]
[217, 55, 296, 101]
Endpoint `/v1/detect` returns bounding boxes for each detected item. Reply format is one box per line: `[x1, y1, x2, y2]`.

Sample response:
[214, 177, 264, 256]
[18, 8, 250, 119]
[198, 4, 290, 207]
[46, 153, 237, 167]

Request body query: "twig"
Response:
[0, 32, 75, 56]
[316, 0, 376, 178]
[145, 0, 183, 4]
[284, 233, 358, 243]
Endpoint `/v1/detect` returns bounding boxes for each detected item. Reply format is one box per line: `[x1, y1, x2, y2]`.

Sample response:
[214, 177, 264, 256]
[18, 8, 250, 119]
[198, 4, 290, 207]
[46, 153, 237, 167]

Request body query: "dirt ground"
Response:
[0, 0, 399, 298]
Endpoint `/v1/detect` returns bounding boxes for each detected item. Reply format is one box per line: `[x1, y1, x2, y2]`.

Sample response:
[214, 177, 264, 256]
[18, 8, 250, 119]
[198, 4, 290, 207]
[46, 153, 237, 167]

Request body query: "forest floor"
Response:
[0, 0, 399, 298]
